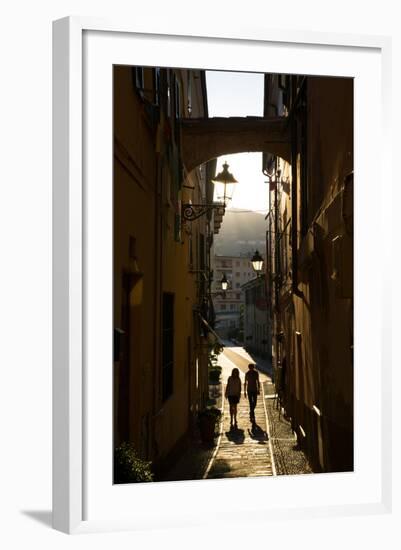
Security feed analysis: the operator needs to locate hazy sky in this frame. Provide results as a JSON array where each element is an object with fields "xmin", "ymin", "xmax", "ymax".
[{"xmin": 205, "ymin": 70, "xmax": 268, "ymax": 213}]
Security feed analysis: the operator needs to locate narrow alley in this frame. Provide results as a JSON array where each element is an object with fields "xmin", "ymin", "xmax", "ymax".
[
  {"xmin": 113, "ymin": 66, "xmax": 354, "ymax": 482},
  {"xmin": 162, "ymin": 345, "xmax": 312, "ymax": 482},
  {"xmin": 205, "ymin": 347, "xmax": 275, "ymax": 479}
]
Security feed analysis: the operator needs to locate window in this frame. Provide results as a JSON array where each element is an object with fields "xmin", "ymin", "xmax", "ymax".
[
  {"xmin": 236, "ymin": 293, "xmax": 241, "ymax": 300},
  {"xmin": 236, "ymin": 283, "xmax": 240, "ymax": 288},
  {"xmin": 135, "ymin": 67, "xmax": 144, "ymax": 90},
  {"xmin": 174, "ymin": 76, "xmax": 181, "ymax": 119},
  {"xmin": 199, "ymin": 234, "xmax": 205, "ymax": 270},
  {"xmin": 236, "ymin": 261, "xmax": 240, "ymax": 267},
  {"xmin": 153, "ymin": 68, "xmax": 161, "ymax": 105},
  {"xmin": 199, "ymin": 234, "xmax": 205, "ymax": 296},
  {"xmin": 235, "ymin": 272, "xmax": 240, "ymax": 277},
  {"xmin": 162, "ymin": 293, "xmax": 174, "ymax": 401},
  {"xmin": 220, "ymin": 304, "xmax": 227, "ymax": 311},
  {"xmin": 230, "ymin": 304, "xmax": 235, "ymax": 310},
  {"xmin": 187, "ymin": 72, "xmax": 192, "ymax": 115},
  {"xmin": 132, "ymin": 67, "xmax": 144, "ymax": 97},
  {"xmin": 299, "ymin": 80, "xmax": 308, "ymax": 236},
  {"xmin": 162, "ymin": 70, "xmax": 172, "ymax": 118},
  {"xmin": 278, "ymin": 74, "xmax": 288, "ymax": 90}
]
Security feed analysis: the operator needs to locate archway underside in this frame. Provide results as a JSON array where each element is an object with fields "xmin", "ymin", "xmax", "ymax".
[{"xmin": 180, "ymin": 116, "xmax": 291, "ymax": 173}]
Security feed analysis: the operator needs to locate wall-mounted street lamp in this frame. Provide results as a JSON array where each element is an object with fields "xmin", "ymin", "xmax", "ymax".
[
  {"xmin": 210, "ymin": 273, "xmax": 230, "ymax": 300},
  {"xmin": 221, "ymin": 273, "xmax": 228, "ymax": 291},
  {"xmin": 212, "ymin": 161, "xmax": 238, "ymax": 204},
  {"xmin": 181, "ymin": 161, "xmax": 238, "ymax": 222},
  {"xmin": 251, "ymin": 250, "xmax": 264, "ymax": 276},
  {"xmin": 182, "ymin": 201, "xmax": 225, "ymax": 222}
]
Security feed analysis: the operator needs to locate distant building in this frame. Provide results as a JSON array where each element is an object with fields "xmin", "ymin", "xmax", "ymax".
[
  {"xmin": 212, "ymin": 254, "xmax": 255, "ymax": 339},
  {"xmin": 242, "ymin": 275, "xmax": 271, "ymax": 359}
]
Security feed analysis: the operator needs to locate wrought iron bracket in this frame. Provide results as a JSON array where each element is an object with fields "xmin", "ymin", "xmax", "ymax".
[{"xmin": 182, "ymin": 203, "xmax": 225, "ymax": 222}]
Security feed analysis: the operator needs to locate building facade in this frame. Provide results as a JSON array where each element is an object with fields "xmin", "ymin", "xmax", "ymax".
[
  {"xmin": 242, "ymin": 275, "xmax": 271, "ymax": 358},
  {"xmin": 264, "ymin": 74, "xmax": 354, "ymax": 472},
  {"xmin": 113, "ymin": 65, "xmax": 219, "ymax": 476},
  {"xmin": 212, "ymin": 254, "xmax": 255, "ymax": 340}
]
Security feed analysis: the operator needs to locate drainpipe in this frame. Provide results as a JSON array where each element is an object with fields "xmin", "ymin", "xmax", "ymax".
[
  {"xmin": 291, "ymin": 111, "xmax": 299, "ymax": 296},
  {"xmin": 274, "ymin": 165, "xmax": 280, "ymax": 311},
  {"xmin": 263, "ymin": 162, "xmax": 281, "ymax": 379},
  {"xmin": 263, "ymin": 175, "xmax": 274, "ymax": 364},
  {"xmin": 288, "ymin": 77, "xmax": 308, "ymax": 298}
]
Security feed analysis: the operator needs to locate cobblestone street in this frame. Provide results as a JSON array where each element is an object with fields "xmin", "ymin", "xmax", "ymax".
[
  {"xmin": 205, "ymin": 349, "xmax": 275, "ymax": 479},
  {"xmin": 264, "ymin": 375, "xmax": 313, "ymax": 476},
  {"xmin": 219, "ymin": 346, "xmax": 312, "ymax": 476},
  {"xmin": 162, "ymin": 345, "xmax": 312, "ymax": 482}
]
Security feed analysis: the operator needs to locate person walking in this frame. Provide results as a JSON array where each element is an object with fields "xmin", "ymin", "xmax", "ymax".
[
  {"xmin": 244, "ymin": 363, "xmax": 260, "ymax": 423},
  {"xmin": 225, "ymin": 368, "xmax": 241, "ymax": 428}
]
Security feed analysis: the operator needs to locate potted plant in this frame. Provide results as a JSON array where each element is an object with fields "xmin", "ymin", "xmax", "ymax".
[
  {"xmin": 209, "ymin": 364, "xmax": 222, "ymax": 384},
  {"xmin": 198, "ymin": 407, "xmax": 222, "ymax": 444}
]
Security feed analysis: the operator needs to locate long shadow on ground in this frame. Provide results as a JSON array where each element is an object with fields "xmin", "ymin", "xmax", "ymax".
[
  {"xmin": 224, "ymin": 426, "xmax": 245, "ymax": 444},
  {"xmin": 248, "ymin": 422, "xmax": 268, "ymax": 444}
]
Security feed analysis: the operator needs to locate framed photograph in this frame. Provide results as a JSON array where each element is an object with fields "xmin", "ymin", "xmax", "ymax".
[{"xmin": 52, "ymin": 17, "xmax": 392, "ymax": 534}]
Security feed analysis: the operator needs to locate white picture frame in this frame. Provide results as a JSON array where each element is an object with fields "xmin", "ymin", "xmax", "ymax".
[{"xmin": 52, "ymin": 16, "xmax": 392, "ymax": 534}]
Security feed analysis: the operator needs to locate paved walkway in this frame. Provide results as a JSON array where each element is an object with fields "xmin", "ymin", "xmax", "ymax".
[
  {"xmin": 264, "ymin": 382, "xmax": 313, "ymax": 476},
  {"xmin": 221, "ymin": 340, "xmax": 273, "ymax": 378},
  {"xmin": 205, "ymin": 349, "xmax": 275, "ymax": 479},
  {"xmin": 161, "ymin": 345, "xmax": 312, "ymax": 481}
]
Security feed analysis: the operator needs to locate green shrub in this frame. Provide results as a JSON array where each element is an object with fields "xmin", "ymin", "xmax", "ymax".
[
  {"xmin": 209, "ymin": 371, "xmax": 220, "ymax": 383},
  {"xmin": 209, "ymin": 365, "xmax": 222, "ymax": 383},
  {"xmin": 198, "ymin": 406, "xmax": 222, "ymax": 421},
  {"xmin": 213, "ymin": 343, "xmax": 224, "ymax": 355},
  {"xmin": 210, "ymin": 367, "xmax": 221, "ymax": 375},
  {"xmin": 114, "ymin": 442, "xmax": 154, "ymax": 483}
]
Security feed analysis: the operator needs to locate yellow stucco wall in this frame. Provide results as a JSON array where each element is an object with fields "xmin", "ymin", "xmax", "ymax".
[
  {"xmin": 270, "ymin": 76, "xmax": 353, "ymax": 472},
  {"xmin": 113, "ymin": 65, "xmax": 210, "ymax": 469}
]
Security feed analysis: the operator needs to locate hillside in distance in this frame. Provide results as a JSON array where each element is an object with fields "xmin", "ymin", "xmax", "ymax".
[{"xmin": 214, "ymin": 208, "xmax": 267, "ymax": 257}]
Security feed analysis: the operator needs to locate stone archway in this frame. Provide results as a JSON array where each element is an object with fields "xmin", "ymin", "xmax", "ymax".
[{"xmin": 180, "ymin": 116, "xmax": 290, "ymax": 172}]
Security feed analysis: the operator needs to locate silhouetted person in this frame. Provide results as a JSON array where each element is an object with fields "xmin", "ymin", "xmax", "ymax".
[
  {"xmin": 244, "ymin": 363, "xmax": 260, "ymax": 423},
  {"xmin": 225, "ymin": 368, "xmax": 241, "ymax": 428}
]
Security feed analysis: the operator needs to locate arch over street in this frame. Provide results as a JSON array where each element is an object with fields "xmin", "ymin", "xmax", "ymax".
[{"xmin": 180, "ymin": 116, "xmax": 291, "ymax": 172}]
